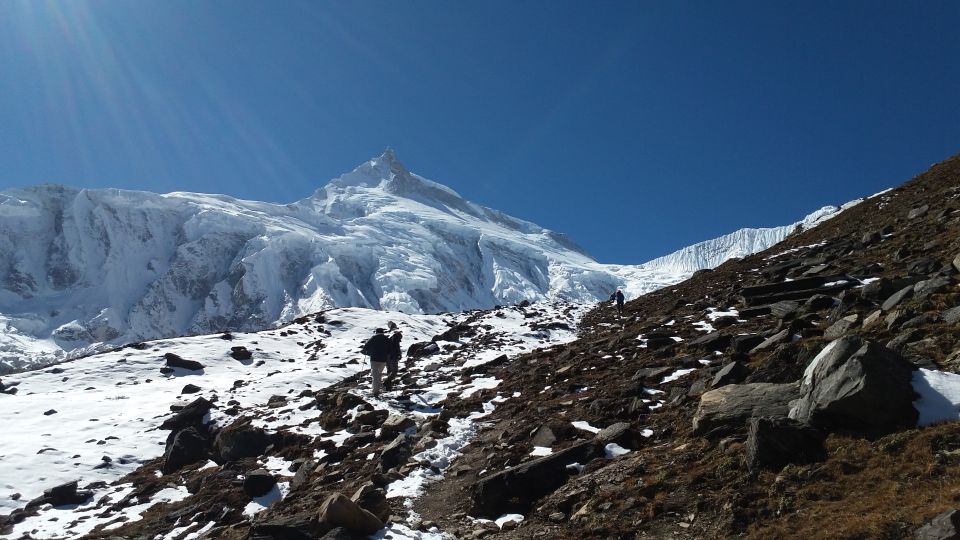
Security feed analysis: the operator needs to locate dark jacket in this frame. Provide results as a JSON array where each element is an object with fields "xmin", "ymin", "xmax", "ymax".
[
  {"xmin": 389, "ymin": 332, "xmax": 403, "ymax": 360},
  {"xmin": 362, "ymin": 333, "xmax": 392, "ymax": 363}
]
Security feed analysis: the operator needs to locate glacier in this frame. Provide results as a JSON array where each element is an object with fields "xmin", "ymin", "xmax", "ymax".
[{"xmin": 0, "ymin": 149, "xmax": 845, "ymax": 372}]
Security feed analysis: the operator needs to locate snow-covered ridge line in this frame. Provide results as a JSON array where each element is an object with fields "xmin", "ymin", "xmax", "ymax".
[{"xmin": 0, "ymin": 150, "xmax": 855, "ymax": 372}]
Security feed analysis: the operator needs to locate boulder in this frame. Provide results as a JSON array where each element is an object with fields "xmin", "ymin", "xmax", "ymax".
[
  {"xmin": 243, "ymin": 469, "xmax": 277, "ymax": 497},
  {"xmin": 164, "ymin": 352, "xmax": 204, "ymax": 371},
  {"xmin": 908, "ymin": 204, "xmax": 930, "ymax": 219},
  {"xmin": 380, "ymin": 414, "xmax": 415, "ymax": 436},
  {"xmin": 230, "ymin": 346, "xmax": 253, "ymax": 360},
  {"xmin": 631, "ymin": 366, "xmax": 674, "ymax": 382},
  {"xmin": 181, "ymin": 383, "xmax": 201, "ymax": 394},
  {"xmin": 689, "ymin": 332, "xmax": 731, "ymax": 352},
  {"xmin": 26, "ymin": 481, "xmax": 93, "ymax": 508},
  {"xmin": 692, "ymin": 382, "xmax": 799, "ymax": 436},
  {"xmin": 915, "ymin": 276, "xmax": 953, "ymax": 300},
  {"xmin": 749, "ymin": 329, "xmax": 791, "ymax": 354},
  {"xmin": 745, "ymin": 416, "xmax": 825, "ymax": 472},
  {"xmin": 215, "ymin": 417, "xmax": 272, "ymax": 462},
  {"xmin": 351, "ymin": 482, "xmax": 391, "ymax": 522},
  {"xmin": 379, "ymin": 434, "xmax": 412, "ymax": 470},
  {"xmin": 407, "ymin": 342, "xmax": 439, "ymax": 358},
  {"xmin": 789, "ymin": 337, "xmax": 918, "ymax": 436},
  {"xmin": 317, "ymin": 493, "xmax": 383, "ymax": 535},
  {"xmin": 915, "ymin": 509, "xmax": 960, "ymax": 540},
  {"xmin": 594, "ymin": 422, "xmax": 634, "ymax": 447},
  {"xmin": 160, "ymin": 397, "xmax": 213, "ymax": 431},
  {"xmin": 711, "ymin": 361, "xmax": 750, "ymax": 389},
  {"xmin": 162, "ymin": 426, "xmax": 210, "ymax": 474},
  {"xmin": 824, "ymin": 314, "xmax": 858, "ymax": 340},
  {"xmin": 954, "ymin": 253, "xmax": 960, "ymax": 274},
  {"xmin": 471, "ymin": 440, "xmax": 603, "ymax": 517},
  {"xmin": 860, "ymin": 278, "xmax": 894, "ymax": 303},
  {"xmin": 881, "ymin": 284, "xmax": 915, "ymax": 312}
]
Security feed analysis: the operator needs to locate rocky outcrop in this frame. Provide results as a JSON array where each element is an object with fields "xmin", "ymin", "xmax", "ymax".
[{"xmin": 789, "ymin": 337, "xmax": 918, "ymax": 436}]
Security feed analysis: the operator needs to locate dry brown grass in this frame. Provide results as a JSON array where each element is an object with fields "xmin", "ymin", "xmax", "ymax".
[{"xmin": 746, "ymin": 423, "xmax": 960, "ymax": 539}]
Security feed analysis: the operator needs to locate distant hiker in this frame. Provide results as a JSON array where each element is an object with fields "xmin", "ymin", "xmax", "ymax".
[
  {"xmin": 385, "ymin": 321, "xmax": 403, "ymax": 388},
  {"xmin": 610, "ymin": 288, "xmax": 625, "ymax": 316},
  {"xmin": 361, "ymin": 328, "xmax": 391, "ymax": 396}
]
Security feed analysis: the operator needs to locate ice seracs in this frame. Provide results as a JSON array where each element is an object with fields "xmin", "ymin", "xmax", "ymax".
[{"xmin": 0, "ymin": 150, "xmax": 854, "ymax": 372}]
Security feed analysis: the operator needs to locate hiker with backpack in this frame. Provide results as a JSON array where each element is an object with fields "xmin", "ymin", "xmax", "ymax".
[
  {"xmin": 385, "ymin": 321, "xmax": 403, "ymax": 389},
  {"xmin": 610, "ymin": 288, "xmax": 625, "ymax": 316},
  {"xmin": 360, "ymin": 327, "xmax": 392, "ymax": 397}
]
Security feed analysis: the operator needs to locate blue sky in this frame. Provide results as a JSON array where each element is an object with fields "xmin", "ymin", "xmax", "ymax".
[{"xmin": 1, "ymin": 1, "xmax": 958, "ymax": 264}]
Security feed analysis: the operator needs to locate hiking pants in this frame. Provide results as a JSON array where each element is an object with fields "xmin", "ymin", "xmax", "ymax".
[{"xmin": 371, "ymin": 361, "xmax": 387, "ymax": 395}]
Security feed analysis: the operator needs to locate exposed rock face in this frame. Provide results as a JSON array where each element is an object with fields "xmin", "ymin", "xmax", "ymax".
[{"xmin": 789, "ymin": 337, "xmax": 918, "ymax": 436}]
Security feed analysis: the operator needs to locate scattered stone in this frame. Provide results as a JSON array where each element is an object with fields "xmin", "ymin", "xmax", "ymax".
[
  {"xmin": 730, "ymin": 334, "xmax": 764, "ymax": 354},
  {"xmin": 689, "ymin": 332, "xmax": 730, "ymax": 352},
  {"xmin": 749, "ymin": 330, "xmax": 791, "ymax": 354},
  {"xmin": 43, "ymin": 409, "xmax": 57, "ymax": 416},
  {"xmin": 164, "ymin": 353, "xmax": 204, "ymax": 371},
  {"xmin": 181, "ymin": 383, "xmax": 201, "ymax": 394},
  {"xmin": 379, "ymin": 434, "xmax": 412, "ymax": 470},
  {"xmin": 380, "ymin": 414, "xmax": 415, "ymax": 436},
  {"xmin": 881, "ymin": 285, "xmax": 915, "ymax": 312},
  {"xmin": 26, "ymin": 481, "xmax": 92, "ymax": 508},
  {"xmin": 243, "ymin": 469, "xmax": 277, "ymax": 497},
  {"xmin": 160, "ymin": 397, "xmax": 213, "ymax": 431},
  {"xmin": 230, "ymin": 346, "xmax": 253, "ymax": 360},
  {"xmin": 908, "ymin": 204, "xmax": 930, "ymax": 219},
  {"xmin": 824, "ymin": 314, "xmax": 859, "ymax": 340},
  {"xmin": 711, "ymin": 361, "xmax": 750, "ymax": 389}
]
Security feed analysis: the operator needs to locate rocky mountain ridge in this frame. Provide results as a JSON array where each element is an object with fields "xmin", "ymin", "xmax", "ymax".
[{"xmin": 0, "ymin": 150, "xmax": 843, "ymax": 373}]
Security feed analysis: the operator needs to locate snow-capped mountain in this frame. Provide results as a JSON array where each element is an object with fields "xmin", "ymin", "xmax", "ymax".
[{"xmin": 0, "ymin": 150, "xmax": 846, "ymax": 371}]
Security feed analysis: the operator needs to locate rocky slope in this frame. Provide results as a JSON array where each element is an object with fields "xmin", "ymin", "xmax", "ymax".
[
  {"xmin": 7, "ymin": 153, "xmax": 954, "ymax": 540},
  {"xmin": 407, "ymin": 153, "xmax": 960, "ymax": 539},
  {"xmin": 0, "ymin": 150, "xmax": 841, "ymax": 373}
]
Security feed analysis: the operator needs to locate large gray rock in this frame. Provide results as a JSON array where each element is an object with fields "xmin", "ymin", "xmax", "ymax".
[
  {"xmin": 789, "ymin": 337, "xmax": 918, "ymax": 436},
  {"xmin": 471, "ymin": 440, "xmax": 603, "ymax": 517},
  {"xmin": 915, "ymin": 276, "xmax": 953, "ymax": 301},
  {"xmin": 379, "ymin": 434, "xmax": 411, "ymax": 470},
  {"xmin": 215, "ymin": 417, "xmax": 272, "ymax": 462},
  {"xmin": 943, "ymin": 306, "xmax": 960, "ymax": 325},
  {"xmin": 692, "ymin": 382, "xmax": 799, "ymax": 436},
  {"xmin": 915, "ymin": 509, "xmax": 960, "ymax": 539},
  {"xmin": 162, "ymin": 427, "xmax": 210, "ymax": 474},
  {"xmin": 711, "ymin": 361, "xmax": 750, "ymax": 389},
  {"xmin": 882, "ymin": 284, "xmax": 915, "ymax": 312},
  {"xmin": 317, "ymin": 493, "xmax": 383, "ymax": 535},
  {"xmin": 351, "ymin": 482, "xmax": 390, "ymax": 522},
  {"xmin": 243, "ymin": 469, "xmax": 277, "ymax": 497},
  {"xmin": 824, "ymin": 314, "xmax": 859, "ymax": 340}
]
